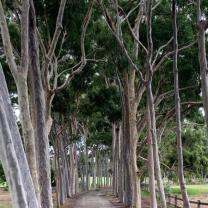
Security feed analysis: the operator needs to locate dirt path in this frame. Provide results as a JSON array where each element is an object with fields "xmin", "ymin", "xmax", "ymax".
[{"xmin": 73, "ymin": 191, "xmax": 116, "ymax": 208}]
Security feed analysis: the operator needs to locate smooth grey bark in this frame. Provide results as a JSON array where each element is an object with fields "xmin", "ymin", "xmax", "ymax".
[
  {"xmin": 0, "ymin": 0, "xmax": 39, "ymax": 198},
  {"xmin": 93, "ymin": 150, "xmax": 97, "ymax": 189},
  {"xmin": 172, "ymin": 1, "xmax": 191, "ymax": 207},
  {"xmin": 85, "ymin": 140, "xmax": 89, "ymax": 190},
  {"xmin": 0, "ymin": 68, "xmax": 39, "ymax": 208},
  {"xmin": 69, "ymin": 143, "xmax": 78, "ymax": 196},
  {"xmin": 28, "ymin": 1, "xmax": 53, "ymax": 207},
  {"xmin": 146, "ymin": 100, "xmax": 157, "ymax": 208},
  {"xmin": 197, "ymin": 0, "xmax": 208, "ymax": 128},
  {"xmin": 112, "ymin": 123, "xmax": 118, "ymax": 195},
  {"xmin": 120, "ymin": 71, "xmax": 141, "ymax": 208},
  {"xmin": 145, "ymin": 0, "xmax": 166, "ymax": 207}
]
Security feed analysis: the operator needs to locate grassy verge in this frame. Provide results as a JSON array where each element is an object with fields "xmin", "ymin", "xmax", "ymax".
[{"xmin": 170, "ymin": 184, "xmax": 208, "ymax": 195}]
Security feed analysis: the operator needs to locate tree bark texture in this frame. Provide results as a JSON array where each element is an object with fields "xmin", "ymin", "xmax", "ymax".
[
  {"xmin": 197, "ymin": 0, "xmax": 208, "ymax": 128},
  {"xmin": 120, "ymin": 70, "xmax": 141, "ymax": 208},
  {"xmin": 0, "ymin": 68, "xmax": 39, "ymax": 208},
  {"xmin": 28, "ymin": 1, "xmax": 53, "ymax": 207},
  {"xmin": 0, "ymin": 0, "xmax": 39, "ymax": 199},
  {"xmin": 172, "ymin": 1, "xmax": 191, "ymax": 207}
]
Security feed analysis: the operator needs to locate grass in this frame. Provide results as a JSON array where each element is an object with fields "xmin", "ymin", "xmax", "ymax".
[{"xmin": 170, "ymin": 184, "xmax": 208, "ymax": 195}]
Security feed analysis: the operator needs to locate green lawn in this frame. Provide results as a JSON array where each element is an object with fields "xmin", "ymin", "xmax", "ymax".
[{"xmin": 170, "ymin": 184, "xmax": 208, "ymax": 195}]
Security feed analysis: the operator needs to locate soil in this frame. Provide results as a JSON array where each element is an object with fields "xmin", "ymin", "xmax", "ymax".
[{"xmin": 0, "ymin": 190, "xmax": 11, "ymax": 208}]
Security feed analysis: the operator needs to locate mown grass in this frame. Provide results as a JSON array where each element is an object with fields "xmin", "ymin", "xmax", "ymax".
[{"xmin": 170, "ymin": 184, "xmax": 208, "ymax": 195}]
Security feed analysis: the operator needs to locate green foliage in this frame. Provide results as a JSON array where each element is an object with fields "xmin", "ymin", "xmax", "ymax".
[
  {"xmin": 0, "ymin": 163, "xmax": 6, "ymax": 185},
  {"xmin": 79, "ymin": 85, "xmax": 121, "ymax": 122},
  {"xmin": 160, "ymin": 114, "xmax": 208, "ymax": 178}
]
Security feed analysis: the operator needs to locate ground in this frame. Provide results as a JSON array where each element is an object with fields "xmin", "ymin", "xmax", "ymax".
[
  {"xmin": 1, "ymin": 186, "xmax": 208, "ymax": 208},
  {"xmin": 62, "ymin": 189, "xmax": 156, "ymax": 208},
  {"xmin": 72, "ymin": 191, "xmax": 116, "ymax": 208},
  {"xmin": 0, "ymin": 190, "xmax": 11, "ymax": 208}
]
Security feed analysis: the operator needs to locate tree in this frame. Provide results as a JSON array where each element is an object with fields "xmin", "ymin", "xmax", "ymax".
[
  {"xmin": 0, "ymin": 0, "xmax": 40, "ymax": 200},
  {"xmin": 172, "ymin": 0, "xmax": 190, "ymax": 207},
  {"xmin": 197, "ymin": 0, "xmax": 208, "ymax": 128},
  {"xmin": 0, "ymin": 66, "xmax": 39, "ymax": 208}
]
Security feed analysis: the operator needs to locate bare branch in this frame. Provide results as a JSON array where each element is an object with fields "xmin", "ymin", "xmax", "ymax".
[
  {"xmin": 127, "ymin": 20, "xmax": 148, "ymax": 54},
  {"xmin": 97, "ymin": 0, "xmax": 146, "ymax": 82},
  {"xmin": 57, "ymin": 62, "xmax": 82, "ymax": 79},
  {"xmin": 0, "ymin": 0, "xmax": 18, "ymax": 78},
  {"xmin": 47, "ymin": 0, "xmax": 66, "ymax": 60},
  {"xmin": 36, "ymin": 28, "xmax": 47, "ymax": 58},
  {"xmin": 122, "ymin": 2, "xmax": 142, "ymax": 23},
  {"xmin": 55, "ymin": 0, "xmax": 95, "ymax": 92},
  {"xmin": 42, "ymin": 0, "xmax": 66, "ymax": 90},
  {"xmin": 152, "ymin": 36, "xmax": 173, "ymax": 67},
  {"xmin": 152, "ymin": 0, "xmax": 162, "ymax": 11},
  {"xmin": 154, "ymin": 86, "xmax": 197, "ymax": 107},
  {"xmin": 153, "ymin": 40, "xmax": 197, "ymax": 72},
  {"xmin": 20, "ymin": 0, "xmax": 30, "ymax": 73},
  {"xmin": 57, "ymin": 31, "xmax": 67, "ymax": 59}
]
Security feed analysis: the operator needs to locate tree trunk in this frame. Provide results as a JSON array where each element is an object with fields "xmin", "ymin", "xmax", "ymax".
[
  {"xmin": 0, "ymin": 0, "xmax": 39, "ymax": 201},
  {"xmin": 121, "ymin": 70, "xmax": 141, "ymax": 208},
  {"xmin": 121, "ymin": 75, "xmax": 132, "ymax": 206},
  {"xmin": 0, "ymin": 68, "xmax": 39, "ymax": 208},
  {"xmin": 197, "ymin": 0, "xmax": 208, "ymax": 128},
  {"xmin": 16, "ymin": 76, "xmax": 40, "ymax": 202},
  {"xmin": 93, "ymin": 150, "xmax": 97, "ymax": 189},
  {"xmin": 145, "ymin": 0, "xmax": 166, "ymax": 206},
  {"xmin": 172, "ymin": 1, "xmax": 191, "ymax": 207},
  {"xmin": 28, "ymin": 1, "xmax": 53, "ymax": 207},
  {"xmin": 85, "ymin": 141, "xmax": 89, "ymax": 190},
  {"xmin": 146, "ymin": 94, "xmax": 157, "ymax": 208}
]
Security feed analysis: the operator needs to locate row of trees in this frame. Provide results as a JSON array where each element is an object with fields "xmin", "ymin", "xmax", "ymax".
[{"xmin": 0, "ymin": 0, "xmax": 208, "ymax": 208}]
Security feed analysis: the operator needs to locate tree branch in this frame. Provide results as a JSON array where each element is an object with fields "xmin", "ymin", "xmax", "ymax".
[
  {"xmin": 20, "ymin": 0, "xmax": 30, "ymax": 74},
  {"xmin": 152, "ymin": 36, "xmax": 173, "ymax": 67},
  {"xmin": 55, "ymin": 0, "xmax": 95, "ymax": 93},
  {"xmin": 153, "ymin": 40, "xmax": 197, "ymax": 72},
  {"xmin": 0, "ymin": 0, "xmax": 18, "ymax": 79},
  {"xmin": 42, "ymin": 0, "xmax": 67, "ymax": 90}
]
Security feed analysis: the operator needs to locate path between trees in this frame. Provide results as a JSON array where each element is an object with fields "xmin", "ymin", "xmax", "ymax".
[
  {"xmin": 72, "ymin": 191, "xmax": 117, "ymax": 208},
  {"xmin": 64, "ymin": 190, "xmax": 155, "ymax": 208}
]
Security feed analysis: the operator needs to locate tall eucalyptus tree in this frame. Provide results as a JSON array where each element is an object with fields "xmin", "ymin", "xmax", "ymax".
[{"xmin": 172, "ymin": 0, "xmax": 191, "ymax": 207}]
